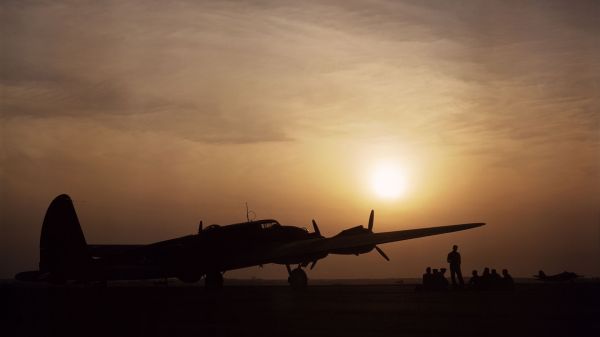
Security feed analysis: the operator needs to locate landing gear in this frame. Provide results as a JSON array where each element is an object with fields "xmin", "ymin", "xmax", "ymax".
[
  {"xmin": 287, "ymin": 265, "xmax": 308, "ymax": 290},
  {"xmin": 204, "ymin": 272, "xmax": 224, "ymax": 289}
]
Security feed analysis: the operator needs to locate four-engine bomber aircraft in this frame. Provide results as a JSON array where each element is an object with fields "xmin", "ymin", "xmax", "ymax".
[{"xmin": 16, "ymin": 194, "xmax": 485, "ymax": 288}]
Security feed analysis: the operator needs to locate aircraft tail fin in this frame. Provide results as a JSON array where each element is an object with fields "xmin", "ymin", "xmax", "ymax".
[{"xmin": 39, "ymin": 194, "xmax": 90, "ymax": 281}]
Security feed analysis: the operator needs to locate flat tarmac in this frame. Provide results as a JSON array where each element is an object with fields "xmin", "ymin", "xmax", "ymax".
[{"xmin": 2, "ymin": 280, "xmax": 599, "ymax": 337}]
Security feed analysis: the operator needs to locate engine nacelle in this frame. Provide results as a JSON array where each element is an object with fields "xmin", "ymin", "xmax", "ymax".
[{"xmin": 330, "ymin": 225, "xmax": 375, "ymax": 255}]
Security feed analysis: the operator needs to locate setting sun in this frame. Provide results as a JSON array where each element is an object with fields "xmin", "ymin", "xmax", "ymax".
[{"xmin": 370, "ymin": 163, "xmax": 408, "ymax": 200}]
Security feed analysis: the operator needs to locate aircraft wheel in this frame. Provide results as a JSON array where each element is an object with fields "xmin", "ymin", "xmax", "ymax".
[
  {"xmin": 288, "ymin": 268, "xmax": 308, "ymax": 290},
  {"xmin": 204, "ymin": 272, "xmax": 224, "ymax": 289}
]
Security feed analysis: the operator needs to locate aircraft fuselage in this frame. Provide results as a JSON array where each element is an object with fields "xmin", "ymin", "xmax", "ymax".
[{"xmin": 88, "ymin": 220, "xmax": 326, "ymax": 282}]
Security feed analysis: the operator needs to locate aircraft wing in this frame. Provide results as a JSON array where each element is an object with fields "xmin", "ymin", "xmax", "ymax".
[{"xmin": 271, "ymin": 222, "xmax": 485, "ymax": 261}]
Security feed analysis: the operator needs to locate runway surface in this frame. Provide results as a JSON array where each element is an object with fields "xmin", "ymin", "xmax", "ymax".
[{"xmin": 2, "ymin": 281, "xmax": 599, "ymax": 337}]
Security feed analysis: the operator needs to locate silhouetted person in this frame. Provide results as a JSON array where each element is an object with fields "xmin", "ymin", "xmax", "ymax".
[
  {"xmin": 468, "ymin": 270, "xmax": 481, "ymax": 290},
  {"xmin": 481, "ymin": 267, "xmax": 491, "ymax": 289},
  {"xmin": 447, "ymin": 245, "xmax": 464, "ymax": 287},
  {"xmin": 431, "ymin": 269, "xmax": 443, "ymax": 290},
  {"xmin": 439, "ymin": 268, "xmax": 450, "ymax": 289},
  {"xmin": 490, "ymin": 269, "xmax": 502, "ymax": 289},
  {"xmin": 422, "ymin": 267, "xmax": 433, "ymax": 289},
  {"xmin": 501, "ymin": 269, "xmax": 514, "ymax": 290}
]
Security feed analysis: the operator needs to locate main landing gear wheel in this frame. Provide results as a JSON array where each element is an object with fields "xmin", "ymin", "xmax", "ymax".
[
  {"xmin": 288, "ymin": 267, "xmax": 308, "ymax": 290},
  {"xmin": 204, "ymin": 272, "xmax": 224, "ymax": 289}
]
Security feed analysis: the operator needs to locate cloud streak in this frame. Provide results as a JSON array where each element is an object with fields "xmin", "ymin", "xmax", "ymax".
[{"xmin": 1, "ymin": 0, "xmax": 599, "ymax": 277}]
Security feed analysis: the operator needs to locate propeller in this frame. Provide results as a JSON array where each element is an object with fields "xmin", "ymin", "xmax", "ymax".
[
  {"xmin": 311, "ymin": 219, "xmax": 321, "ymax": 236},
  {"xmin": 309, "ymin": 220, "xmax": 323, "ymax": 269},
  {"xmin": 375, "ymin": 246, "xmax": 390, "ymax": 261},
  {"xmin": 367, "ymin": 210, "xmax": 390, "ymax": 261}
]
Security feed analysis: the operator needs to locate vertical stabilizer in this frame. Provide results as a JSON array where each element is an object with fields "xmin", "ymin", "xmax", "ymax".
[{"xmin": 39, "ymin": 194, "xmax": 89, "ymax": 280}]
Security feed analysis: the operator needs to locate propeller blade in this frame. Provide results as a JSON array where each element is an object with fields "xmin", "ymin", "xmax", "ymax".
[
  {"xmin": 368, "ymin": 210, "xmax": 374, "ymax": 231},
  {"xmin": 375, "ymin": 245, "xmax": 390, "ymax": 261},
  {"xmin": 310, "ymin": 260, "xmax": 318, "ymax": 270},
  {"xmin": 312, "ymin": 219, "xmax": 321, "ymax": 236}
]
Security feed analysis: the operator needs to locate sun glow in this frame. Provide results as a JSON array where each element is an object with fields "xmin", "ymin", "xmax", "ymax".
[{"xmin": 370, "ymin": 163, "xmax": 408, "ymax": 200}]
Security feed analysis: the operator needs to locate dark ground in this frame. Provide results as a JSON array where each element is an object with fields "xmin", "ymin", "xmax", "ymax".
[{"xmin": 2, "ymin": 280, "xmax": 599, "ymax": 337}]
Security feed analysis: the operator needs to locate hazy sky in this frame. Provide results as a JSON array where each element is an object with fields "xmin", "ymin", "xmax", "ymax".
[{"xmin": 1, "ymin": 0, "xmax": 599, "ymax": 279}]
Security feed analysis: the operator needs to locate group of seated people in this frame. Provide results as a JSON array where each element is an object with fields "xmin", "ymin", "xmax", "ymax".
[
  {"xmin": 419, "ymin": 267, "xmax": 514, "ymax": 291},
  {"xmin": 468, "ymin": 267, "xmax": 514, "ymax": 290},
  {"xmin": 419, "ymin": 267, "xmax": 451, "ymax": 291}
]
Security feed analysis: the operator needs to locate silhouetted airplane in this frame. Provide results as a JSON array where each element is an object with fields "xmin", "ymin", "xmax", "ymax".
[
  {"xmin": 15, "ymin": 194, "xmax": 485, "ymax": 288},
  {"xmin": 534, "ymin": 270, "xmax": 581, "ymax": 282}
]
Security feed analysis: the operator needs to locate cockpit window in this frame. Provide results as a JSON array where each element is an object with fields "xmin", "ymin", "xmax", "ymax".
[{"xmin": 260, "ymin": 221, "xmax": 279, "ymax": 229}]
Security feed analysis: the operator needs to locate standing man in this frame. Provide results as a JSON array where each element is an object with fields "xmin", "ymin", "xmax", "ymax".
[{"xmin": 447, "ymin": 245, "xmax": 464, "ymax": 288}]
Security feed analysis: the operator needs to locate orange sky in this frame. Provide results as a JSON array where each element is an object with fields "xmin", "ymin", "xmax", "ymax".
[{"xmin": 1, "ymin": 0, "xmax": 599, "ymax": 279}]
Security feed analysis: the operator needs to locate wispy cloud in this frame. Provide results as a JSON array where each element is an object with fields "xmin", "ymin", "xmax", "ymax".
[{"xmin": 1, "ymin": 0, "xmax": 599, "ymax": 277}]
